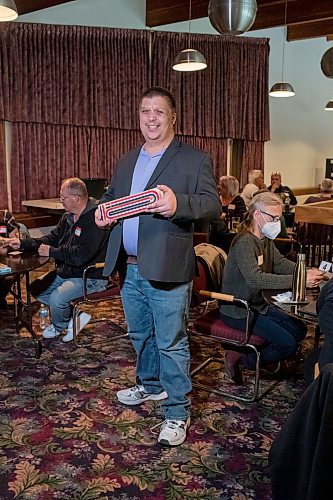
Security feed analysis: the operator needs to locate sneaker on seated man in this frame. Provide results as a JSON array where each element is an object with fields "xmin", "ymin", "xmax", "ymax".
[{"xmin": 6, "ymin": 178, "xmax": 110, "ymax": 341}]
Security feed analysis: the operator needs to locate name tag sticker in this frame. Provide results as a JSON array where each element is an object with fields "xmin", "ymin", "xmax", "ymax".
[
  {"xmin": 258, "ymin": 254, "xmax": 264, "ymax": 266},
  {"xmin": 228, "ymin": 204, "xmax": 236, "ymax": 210},
  {"xmin": 319, "ymin": 260, "xmax": 332, "ymax": 272},
  {"xmin": 75, "ymin": 227, "xmax": 82, "ymax": 237},
  {"xmin": 0, "ymin": 226, "xmax": 7, "ymax": 234}
]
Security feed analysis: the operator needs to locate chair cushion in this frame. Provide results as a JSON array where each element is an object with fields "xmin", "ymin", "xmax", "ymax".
[
  {"xmin": 194, "ymin": 308, "xmax": 266, "ymax": 346},
  {"xmin": 75, "ymin": 284, "xmax": 120, "ymax": 303}
]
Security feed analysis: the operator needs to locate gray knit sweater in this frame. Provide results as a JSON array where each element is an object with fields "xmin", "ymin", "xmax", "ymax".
[{"xmin": 220, "ymin": 231, "xmax": 295, "ymax": 318}]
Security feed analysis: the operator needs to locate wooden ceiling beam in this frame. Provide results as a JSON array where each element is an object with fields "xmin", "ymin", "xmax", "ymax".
[
  {"xmin": 146, "ymin": 0, "xmax": 333, "ymax": 33},
  {"xmin": 288, "ymin": 19, "xmax": 333, "ymax": 42},
  {"xmin": 15, "ymin": 0, "xmax": 75, "ymax": 16}
]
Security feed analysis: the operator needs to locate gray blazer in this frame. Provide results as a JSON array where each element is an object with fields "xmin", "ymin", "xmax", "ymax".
[{"xmin": 100, "ymin": 138, "xmax": 221, "ymax": 282}]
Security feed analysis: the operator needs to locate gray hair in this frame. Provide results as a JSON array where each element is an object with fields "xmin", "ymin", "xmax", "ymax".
[
  {"xmin": 320, "ymin": 178, "xmax": 333, "ymax": 193},
  {"xmin": 248, "ymin": 169, "xmax": 263, "ymax": 184},
  {"xmin": 220, "ymin": 175, "xmax": 239, "ymax": 197},
  {"xmin": 62, "ymin": 178, "xmax": 88, "ymax": 198}
]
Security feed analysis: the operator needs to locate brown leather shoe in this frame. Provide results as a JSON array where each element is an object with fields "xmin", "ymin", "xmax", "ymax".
[{"xmin": 224, "ymin": 351, "xmax": 243, "ymax": 385}]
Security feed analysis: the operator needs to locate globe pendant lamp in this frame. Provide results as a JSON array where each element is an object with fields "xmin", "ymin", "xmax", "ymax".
[
  {"xmin": 208, "ymin": 0, "xmax": 257, "ymax": 35},
  {"xmin": 172, "ymin": 0, "xmax": 207, "ymax": 72},
  {"xmin": 0, "ymin": 0, "xmax": 18, "ymax": 21},
  {"xmin": 269, "ymin": 0, "xmax": 295, "ymax": 98}
]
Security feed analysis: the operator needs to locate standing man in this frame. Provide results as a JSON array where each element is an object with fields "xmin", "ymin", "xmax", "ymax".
[
  {"xmin": 95, "ymin": 87, "xmax": 221, "ymax": 446},
  {"xmin": 7, "ymin": 178, "xmax": 110, "ymax": 342},
  {"xmin": 240, "ymin": 169, "xmax": 266, "ymax": 207},
  {"xmin": 268, "ymin": 171, "xmax": 297, "ymax": 206}
]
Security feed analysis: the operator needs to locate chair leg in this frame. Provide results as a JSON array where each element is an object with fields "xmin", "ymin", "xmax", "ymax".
[
  {"xmin": 73, "ymin": 302, "xmax": 128, "ymax": 347},
  {"xmin": 190, "ymin": 344, "xmax": 277, "ymax": 403}
]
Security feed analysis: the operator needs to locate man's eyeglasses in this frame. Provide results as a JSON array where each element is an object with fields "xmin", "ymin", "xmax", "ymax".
[
  {"xmin": 259, "ymin": 210, "xmax": 283, "ymax": 223},
  {"xmin": 59, "ymin": 193, "xmax": 81, "ymax": 202}
]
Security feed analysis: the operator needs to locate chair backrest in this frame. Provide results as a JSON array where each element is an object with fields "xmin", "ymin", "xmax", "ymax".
[
  {"xmin": 192, "ymin": 244, "xmax": 227, "ymax": 308},
  {"xmin": 295, "ymin": 222, "xmax": 333, "ymax": 267}
]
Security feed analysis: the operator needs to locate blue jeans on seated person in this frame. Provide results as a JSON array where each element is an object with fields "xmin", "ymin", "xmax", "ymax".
[
  {"xmin": 120, "ymin": 264, "xmax": 192, "ymax": 421},
  {"xmin": 221, "ymin": 305, "xmax": 307, "ymax": 369},
  {"xmin": 30, "ymin": 271, "xmax": 107, "ymax": 332}
]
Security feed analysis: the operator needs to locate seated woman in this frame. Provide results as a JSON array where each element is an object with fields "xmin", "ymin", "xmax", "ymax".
[
  {"xmin": 219, "ymin": 191, "xmax": 322, "ymax": 383},
  {"xmin": 209, "ymin": 175, "xmax": 246, "ymax": 247}
]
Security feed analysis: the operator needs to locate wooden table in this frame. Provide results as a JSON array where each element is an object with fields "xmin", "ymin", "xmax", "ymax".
[{"xmin": 0, "ymin": 250, "xmax": 49, "ymax": 357}]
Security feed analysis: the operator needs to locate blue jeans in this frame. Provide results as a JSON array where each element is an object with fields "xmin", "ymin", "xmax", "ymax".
[
  {"xmin": 120, "ymin": 264, "xmax": 192, "ymax": 421},
  {"xmin": 31, "ymin": 271, "xmax": 107, "ymax": 331},
  {"xmin": 221, "ymin": 305, "xmax": 307, "ymax": 368}
]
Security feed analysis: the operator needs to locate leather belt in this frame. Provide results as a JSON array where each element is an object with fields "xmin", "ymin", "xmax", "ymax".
[{"xmin": 126, "ymin": 255, "xmax": 138, "ymax": 265}]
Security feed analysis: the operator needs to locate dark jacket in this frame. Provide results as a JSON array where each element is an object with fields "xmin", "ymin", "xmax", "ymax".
[
  {"xmin": 0, "ymin": 210, "xmax": 19, "ymax": 236},
  {"xmin": 101, "ymin": 138, "xmax": 221, "ymax": 282},
  {"xmin": 268, "ymin": 184, "xmax": 297, "ymax": 206},
  {"xmin": 21, "ymin": 199, "xmax": 109, "ymax": 279}
]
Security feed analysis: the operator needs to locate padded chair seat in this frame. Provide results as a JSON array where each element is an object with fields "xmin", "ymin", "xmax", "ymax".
[
  {"xmin": 74, "ymin": 284, "xmax": 120, "ymax": 303},
  {"xmin": 194, "ymin": 308, "xmax": 266, "ymax": 345}
]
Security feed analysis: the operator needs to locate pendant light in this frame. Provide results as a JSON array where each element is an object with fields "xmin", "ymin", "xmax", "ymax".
[
  {"xmin": 208, "ymin": 0, "xmax": 257, "ymax": 35},
  {"xmin": 269, "ymin": 0, "xmax": 295, "ymax": 97},
  {"xmin": 172, "ymin": 0, "xmax": 207, "ymax": 72},
  {"xmin": 0, "ymin": 0, "xmax": 18, "ymax": 21},
  {"xmin": 325, "ymin": 100, "xmax": 333, "ymax": 111}
]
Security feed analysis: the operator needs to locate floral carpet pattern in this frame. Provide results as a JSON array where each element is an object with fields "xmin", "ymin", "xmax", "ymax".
[{"xmin": 0, "ymin": 278, "xmax": 313, "ymax": 499}]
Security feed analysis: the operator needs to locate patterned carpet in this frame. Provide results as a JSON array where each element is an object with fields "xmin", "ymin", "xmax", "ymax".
[{"xmin": 0, "ymin": 273, "xmax": 313, "ymax": 500}]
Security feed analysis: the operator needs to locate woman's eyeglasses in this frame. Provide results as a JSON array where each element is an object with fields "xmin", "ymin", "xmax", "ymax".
[{"xmin": 259, "ymin": 210, "xmax": 283, "ymax": 223}]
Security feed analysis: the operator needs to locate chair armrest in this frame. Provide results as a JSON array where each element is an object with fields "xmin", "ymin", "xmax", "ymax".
[{"xmin": 82, "ymin": 263, "xmax": 105, "ymax": 300}]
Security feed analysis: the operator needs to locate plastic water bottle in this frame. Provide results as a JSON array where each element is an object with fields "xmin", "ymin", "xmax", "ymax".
[
  {"xmin": 284, "ymin": 193, "xmax": 291, "ymax": 213},
  {"xmin": 39, "ymin": 304, "xmax": 48, "ymax": 330}
]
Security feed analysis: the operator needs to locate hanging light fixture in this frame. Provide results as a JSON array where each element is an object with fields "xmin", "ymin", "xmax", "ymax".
[
  {"xmin": 325, "ymin": 100, "xmax": 333, "ymax": 111},
  {"xmin": 269, "ymin": 0, "xmax": 295, "ymax": 97},
  {"xmin": 208, "ymin": 0, "xmax": 257, "ymax": 35},
  {"xmin": 172, "ymin": 0, "xmax": 207, "ymax": 72},
  {"xmin": 0, "ymin": 0, "xmax": 18, "ymax": 21}
]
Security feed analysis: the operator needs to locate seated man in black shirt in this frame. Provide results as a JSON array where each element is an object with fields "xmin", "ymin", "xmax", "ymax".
[{"xmin": 268, "ymin": 171, "xmax": 297, "ymax": 206}]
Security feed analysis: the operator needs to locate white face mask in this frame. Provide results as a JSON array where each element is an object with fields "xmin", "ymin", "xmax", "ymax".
[{"xmin": 261, "ymin": 220, "xmax": 281, "ymax": 239}]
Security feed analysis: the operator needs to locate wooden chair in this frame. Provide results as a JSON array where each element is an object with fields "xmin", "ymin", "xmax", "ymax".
[
  {"xmin": 72, "ymin": 263, "xmax": 127, "ymax": 346},
  {"xmin": 190, "ymin": 258, "xmax": 270, "ymax": 403}
]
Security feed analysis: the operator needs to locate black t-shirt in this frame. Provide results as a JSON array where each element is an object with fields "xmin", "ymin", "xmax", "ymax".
[{"xmin": 0, "ymin": 210, "xmax": 17, "ymax": 237}]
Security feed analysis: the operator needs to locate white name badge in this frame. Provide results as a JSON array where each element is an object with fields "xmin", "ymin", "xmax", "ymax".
[
  {"xmin": 228, "ymin": 204, "xmax": 236, "ymax": 211},
  {"xmin": 75, "ymin": 227, "xmax": 82, "ymax": 237},
  {"xmin": 258, "ymin": 254, "xmax": 264, "ymax": 266},
  {"xmin": 0, "ymin": 226, "xmax": 7, "ymax": 234},
  {"xmin": 319, "ymin": 260, "xmax": 332, "ymax": 272}
]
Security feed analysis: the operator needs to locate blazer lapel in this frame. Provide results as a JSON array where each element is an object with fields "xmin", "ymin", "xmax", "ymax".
[
  {"xmin": 145, "ymin": 138, "xmax": 181, "ymax": 189},
  {"xmin": 120, "ymin": 147, "xmax": 141, "ymax": 196}
]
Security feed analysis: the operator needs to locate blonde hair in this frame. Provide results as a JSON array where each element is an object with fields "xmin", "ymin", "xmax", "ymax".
[
  {"xmin": 320, "ymin": 178, "xmax": 333, "ymax": 193},
  {"xmin": 238, "ymin": 191, "xmax": 282, "ymax": 232},
  {"xmin": 220, "ymin": 175, "xmax": 239, "ymax": 198},
  {"xmin": 248, "ymin": 169, "xmax": 263, "ymax": 184}
]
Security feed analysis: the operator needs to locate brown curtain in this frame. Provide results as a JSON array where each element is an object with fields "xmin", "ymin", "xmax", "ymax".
[
  {"xmin": 0, "ymin": 23, "xmax": 270, "ymax": 210},
  {"xmin": 239, "ymin": 140, "xmax": 265, "ymax": 189},
  {"xmin": 10, "ymin": 122, "xmax": 142, "ymax": 210},
  {"xmin": 151, "ymin": 31, "xmax": 270, "ymax": 142},
  {"xmin": 0, "ymin": 122, "xmax": 7, "ymax": 209}
]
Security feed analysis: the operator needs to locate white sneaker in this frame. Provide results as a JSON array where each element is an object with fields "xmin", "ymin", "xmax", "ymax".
[
  {"xmin": 117, "ymin": 384, "xmax": 168, "ymax": 405},
  {"xmin": 42, "ymin": 323, "xmax": 61, "ymax": 339},
  {"xmin": 158, "ymin": 417, "xmax": 190, "ymax": 446},
  {"xmin": 62, "ymin": 312, "xmax": 91, "ymax": 342}
]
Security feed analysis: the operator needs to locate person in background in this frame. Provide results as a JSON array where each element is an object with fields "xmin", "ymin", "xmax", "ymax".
[
  {"xmin": 95, "ymin": 86, "xmax": 221, "ymax": 446},
  {"xmin": 209, "ymin": 175, "xmax": 246, "ymax": 247},
  {"xmin": 304, "ymin": 178, "xmax": 333, "ymax": 204},
  {"xmin": 0, "ymin": 210, "xmax": 20, "ymax": 308},
  {"xmin": 241, "ymin": 169, "xmax": 266, "ymax": 207},
  {"xmin": 317, "ymin": 278, "xmax": 333, "ymax": 370},
  {"xmin": 219, "ymin": 191, "xmax": 322, "ymax": 384},
  {"xmin": 268, "ymin": 171, "xmax": 297, "ymax": 206},
  {"xmin": 5, "ymin": 178, "xmax": 110, "ymax": 341}
]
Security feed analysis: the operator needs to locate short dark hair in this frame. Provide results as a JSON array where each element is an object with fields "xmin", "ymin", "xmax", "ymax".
[{"xmin": 140, "ymin": 87, "xmax": 176, "ymax": 112}]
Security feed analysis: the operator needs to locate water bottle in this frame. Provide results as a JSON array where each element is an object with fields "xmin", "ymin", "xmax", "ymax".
[
  {"xmin": 39, "ymin": 304, "xmax": 48, "ymax": 330},
  {"xmin": 292, "ymin": 253, "xmax": 307, "ymax": 302},
  {"xmin": 284, "ymin": 193, "xmax": 291, "ymax": 213}
]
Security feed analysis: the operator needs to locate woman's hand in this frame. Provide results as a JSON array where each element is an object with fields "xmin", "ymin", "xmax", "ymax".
[{"xmin": 306, "ymin": 268, "xmax": 324, "ymax": 288}]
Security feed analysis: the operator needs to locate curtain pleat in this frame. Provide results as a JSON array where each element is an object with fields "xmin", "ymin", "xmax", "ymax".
[
  {"xmin": 0, "ymin": 122, "xmax": 7, "ymax": 209},
  {"xmin": 239, "ymin": 140, "xmax": 265, "ymax": 189}
]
